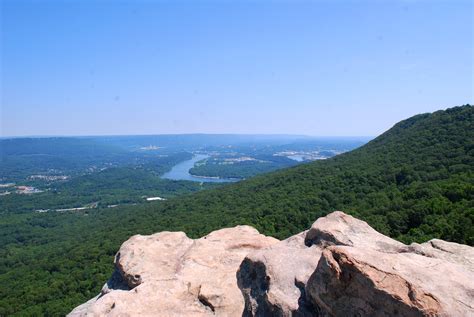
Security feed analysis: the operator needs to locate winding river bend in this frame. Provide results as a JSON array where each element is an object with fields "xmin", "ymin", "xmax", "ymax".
[{"xmin": 161, "ymin": 154, "xmax": 239, "ymax": 183}]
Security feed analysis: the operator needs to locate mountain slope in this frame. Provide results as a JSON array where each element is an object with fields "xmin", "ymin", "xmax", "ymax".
[{"xmin": 149, "ymin": 104, "xmax": 473, "ymax": 243}]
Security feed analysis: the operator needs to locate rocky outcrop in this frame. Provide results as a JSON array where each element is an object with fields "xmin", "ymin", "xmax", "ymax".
[
  {"xmin": 307, "ymin": 245, "xmax": 474, "ymax": 317},
  {"xmin": 237, "ymin": 231, "xmax": 322, "ymax": 316},
  {"xmin": 304, "ymin": 211, "xmax": 404, "ymax": 251},
  {"xmin": 238, "ymin": 211, "xmax": 474, "ymax": 317},
  {"xmin": 70, "ymin": 211, "xmax": 474, "ymax": 316},
  {"xmin": 237, "ymin": 211, "xmax": 407, "ymax": 316},
  {"xmin": 69, "ymin": 226, "xmax": 278, "ymax": 316}
]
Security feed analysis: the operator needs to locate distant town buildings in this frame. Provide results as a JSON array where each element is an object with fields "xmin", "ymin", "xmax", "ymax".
[
  {"xmin": 16, "ymin": 186, "xmax": 43, "ymax": 194},
  {"xmin": 140, "ymin": 145, "xmax": 162, "ymax": 150},
  {"xmin": 28, "ymin": 175, "xmax": 69, "ymax": 181}
]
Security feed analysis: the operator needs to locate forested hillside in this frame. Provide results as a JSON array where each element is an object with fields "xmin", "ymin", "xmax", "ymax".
[
  {"xmin": 0, "ymin": 105, "xmax": 472, "ymax": 315},
  {"xmin": 150, "ymin": 104, "xmax": 474, "ymax": 243}
]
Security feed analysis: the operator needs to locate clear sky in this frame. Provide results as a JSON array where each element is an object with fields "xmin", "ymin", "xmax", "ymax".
[{"xmin": 1, "ymin": 0, "xmax": 472, "ymax": 137}]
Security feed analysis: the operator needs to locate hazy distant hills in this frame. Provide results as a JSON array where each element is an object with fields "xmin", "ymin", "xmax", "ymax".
[
  {"xmin": 0, "ymin": 133, "xmax": 370, "ymax": 153},
  {"xmin": 0, "ymin": 134, "xmax": 368, "ymax": 181}
]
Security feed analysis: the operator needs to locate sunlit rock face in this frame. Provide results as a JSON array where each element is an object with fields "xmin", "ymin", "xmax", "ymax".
[
  {"xmin": 68, "ymin": 226, "xmax": 278, "ymax": 316},
  {"xmin": 69, "ymin": 211, "xmax": 474, "ymax": 317},
  {"xmin": 306, "ymin": 244, "xmax": 474, "ymax": 317}
]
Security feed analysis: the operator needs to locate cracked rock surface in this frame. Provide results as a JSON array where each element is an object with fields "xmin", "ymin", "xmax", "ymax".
[
  {"xmin": 69, "ymin": 226, "xmax": 278, "ymax": 316},
  {"xmin": 69, "ymin": 211, "xmax": 474, "ymax": 316},
  {"xmin": 307, "ymin": 245, "xmax": 474, "ymax": 317}
]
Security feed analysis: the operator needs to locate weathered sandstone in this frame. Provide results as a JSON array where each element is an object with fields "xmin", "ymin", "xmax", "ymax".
[
  {"xmin": 307, "ymin": 246, "xmax": 474, "ymax": 316},
  {"xmin": 304, "ymin": 211, "xmax": 404, "ymax": 251},
  {"xmin": 70, "ymin": 211, "xmax": 474, "ymax": 316},
  {"xmin": 69, "ymin": 226, "xmax": 278, "ymax": 316},
  {"xmin": 237, "ymin": 211, "xmax": 406, "ymax": 316},
  {"xmin": 238, "ymin": 231, "xmax": 322, "ymax": 316}
]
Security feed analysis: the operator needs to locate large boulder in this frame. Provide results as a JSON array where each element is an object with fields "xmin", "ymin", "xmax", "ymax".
[
  {"xmin": 237, "ymin": 231, "xmax": 322, "ymax": 316},
  {"xmin": 237, "ymin": 211, "xmax": 405, "ymax": 316},
  {"xmin": 68, "ymin": 226, "xmax": 278, "ymax": 316},
  {"xmin": 238, "ymin": 211, "xmax": 474, "ymax": 317},
  {"xmin": 306, "ymin": 245, "xmax": 474, "ymax": 316},
  {"xmin": 304, "ymin": 211, "xmax": 404, "ymax": 251}
]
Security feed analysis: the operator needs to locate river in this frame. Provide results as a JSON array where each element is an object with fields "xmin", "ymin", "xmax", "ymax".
[{"xmin": 161, "ymin": 154, "xmax": 239, "ymax": 183}]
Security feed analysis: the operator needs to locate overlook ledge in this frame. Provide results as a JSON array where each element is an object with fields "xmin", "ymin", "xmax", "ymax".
[{"xmin": 69, "ymin": 211, "xmax": 474, "ymax": 316}]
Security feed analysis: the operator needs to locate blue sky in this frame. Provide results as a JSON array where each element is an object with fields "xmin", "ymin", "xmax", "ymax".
[{"xmin": 1, "ymin": 0, "xmax": 472, "ymax": 137}]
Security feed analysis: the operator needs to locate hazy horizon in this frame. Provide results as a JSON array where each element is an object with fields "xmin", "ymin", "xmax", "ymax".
[
  {"xmin": 2, "ymin": 1, "xmax": 472, "ymax": 137},
  {"xmin": 0, "ymin": 132, "xmax": 374, "ymax": 140}
]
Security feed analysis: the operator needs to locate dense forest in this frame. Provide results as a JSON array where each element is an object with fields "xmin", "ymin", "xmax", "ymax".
[
  {"xmin": 0, "ymin": 105, "xmax": 472, "ymax": 315},
  {"xmin": 155, "ymin": 105, "xmax": 473, "ymax": 244},
  {"xmin": 0, "ymin": 152, "xmax": 221, "ymax": 213},
  {"xmin": 0, "ymin": 138, "xmax": 129, "ymax": 182}
]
